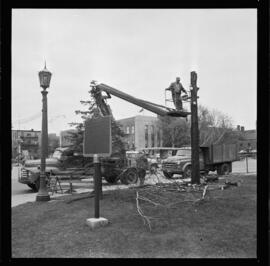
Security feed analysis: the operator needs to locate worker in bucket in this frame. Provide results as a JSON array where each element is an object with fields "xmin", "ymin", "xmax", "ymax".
[{"xmin": 166, "ymin": 77, "xmax": 187, "ymax": 110}]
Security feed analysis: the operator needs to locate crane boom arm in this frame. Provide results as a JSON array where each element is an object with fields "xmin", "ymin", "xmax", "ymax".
[{"xmin": 92, "ymin": 82, "xmax": 190, "ymax": 117}]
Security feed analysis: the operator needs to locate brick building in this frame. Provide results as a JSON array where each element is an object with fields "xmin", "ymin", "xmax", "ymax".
[
  {"xmin": 117, "ymin": 115, "xmax": 163, "ymax": 150},
  {"xmin": 12, "ymin": 129, "xmax": 41, "ymax": 159},
  {"xmin": 236, "ymin": 125, "xmax": 257, "ymax": 151}
]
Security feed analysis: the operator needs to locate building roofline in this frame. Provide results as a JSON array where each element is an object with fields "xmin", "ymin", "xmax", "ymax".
[
  {"xmin": 12, "ymin": 129, "xmax": 41, "ymax": 132},
  {"xmin": 117, "ymin": 115, "xmax": 157, "ymax": 122}
]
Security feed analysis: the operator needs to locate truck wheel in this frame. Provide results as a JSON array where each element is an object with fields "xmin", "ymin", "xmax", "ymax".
[
  {"xmin": 120, "ymin": 168, "xmax": 138, "ymax": 185},
  {"xmin": 27, "ymin": 184, "xmax": 38, "ymax": 192},
  {"xmin": 163, "ymin": 171, "xmax": 173, "ymax": 179},
  {"xmin": 34, "ymin": 180, "xmax": 40, "ymax": 192},
  {"xmin": 104, "ymin": 175, "xmax": 119, "ymax": 184},
  {"xmin": 219, "ymin": 163, "xmax": 230, "ymax": 175},
  {"xmin": 183, "ymin": 165, "xmax": 192, "ymax": 179},
  {"xmin": 35, "ymin": 174, "xmax": 50, "ymax": 192}
]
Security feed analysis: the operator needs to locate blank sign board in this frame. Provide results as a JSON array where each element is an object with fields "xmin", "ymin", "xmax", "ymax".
[{"xmin": 83, "ymin": 116, "xmax": 112, "ymax": 157}]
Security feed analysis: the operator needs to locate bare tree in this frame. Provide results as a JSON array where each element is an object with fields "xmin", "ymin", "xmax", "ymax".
[
  {"xmin": 158, "ymin": 105, "xmax": 235, "ymax": 148},
  {"xmin": 198, "ymin": 106, "xmax": 234, "ymax": 146},
  {"xmin": 157, "ymin": 116, "xmax": 190, "ymax": 147}
]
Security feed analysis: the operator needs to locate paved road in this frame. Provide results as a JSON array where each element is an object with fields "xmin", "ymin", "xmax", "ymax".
[
  {"xmin": 11, "ymin": 158, "xmax": 256, "ymax": 207},
  {"xmin": 232, "ymin": 157, "xmax": 256, "ymax": 173},
  {"xmin": 11, "ymin": 166, "xmax": 95, "ymax": 207}
]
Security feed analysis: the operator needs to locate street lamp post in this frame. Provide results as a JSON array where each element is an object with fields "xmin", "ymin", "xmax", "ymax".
[{"xmin": 36, "ymin": 62, "xmax": 52, "ymax": 202}]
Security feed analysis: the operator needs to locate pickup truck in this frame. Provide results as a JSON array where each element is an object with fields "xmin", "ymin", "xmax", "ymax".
[
  {"xmin": 19, "ymin": 147, "xmax": 93, "ymax": 191},
  {"xmin": 162, "ymin": 144, "xmax": 239, "ymax": 179},
  {"xmin": 19, "ymin": 147, "xmax": 149, "ymax": 191}
]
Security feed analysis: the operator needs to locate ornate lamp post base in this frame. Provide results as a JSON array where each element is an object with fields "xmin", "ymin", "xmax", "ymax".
[
  {"xmin": 36, "ymin": 193, "xmax": 51, "ymax": 202},
  {"xmin": 36, "ymin": 171, "xmax": 50, "ymax": 201}
]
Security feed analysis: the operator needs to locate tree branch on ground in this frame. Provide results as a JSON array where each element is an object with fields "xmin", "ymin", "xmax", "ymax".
[{"xmin": 136, "ymin": 191, "xmax": 152, "ymax": 231}]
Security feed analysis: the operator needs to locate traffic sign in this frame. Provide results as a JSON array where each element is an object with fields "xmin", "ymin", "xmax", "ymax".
[{"xmin": 83, "ymin": 116, "xmax": 112, "ymax": 157}]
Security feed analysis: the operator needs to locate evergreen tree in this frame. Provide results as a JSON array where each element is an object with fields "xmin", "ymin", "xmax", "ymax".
[{"xmin": 68, "ymin": 90, "xmax": 126, "ymax": 158}]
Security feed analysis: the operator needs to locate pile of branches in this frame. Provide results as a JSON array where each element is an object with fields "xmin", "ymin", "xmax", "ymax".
[
  {"xmin": 134, "ymin": 178, "xmax": 243, "ymax": 231},
  {"xmin": 135, "ymin": 184, "xmax": 209, "ymax": 231}
]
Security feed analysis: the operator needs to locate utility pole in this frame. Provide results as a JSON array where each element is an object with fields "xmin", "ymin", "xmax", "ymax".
[{"xmin": 190, "ymin": 71, "xmax": 200, "ymax": 184}]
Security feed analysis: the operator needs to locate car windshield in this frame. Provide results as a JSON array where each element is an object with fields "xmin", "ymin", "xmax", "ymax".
[
  {"xmin": 52, "ymin": 150, "xmax": 62, "ymax": 159},
  {"xmin": 176, "ymin": 149, "xmax": 191, "ymax": 156}
]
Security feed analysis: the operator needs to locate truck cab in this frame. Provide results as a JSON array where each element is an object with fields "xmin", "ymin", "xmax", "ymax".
[{"xmin": 19, "ymin": 147, "xmax": 86, "ymax": 191}]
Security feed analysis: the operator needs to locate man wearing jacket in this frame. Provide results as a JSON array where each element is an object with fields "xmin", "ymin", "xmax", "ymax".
[{"xmin": 166, "ymin": 77, "xmax": 187, "ymax": 110}]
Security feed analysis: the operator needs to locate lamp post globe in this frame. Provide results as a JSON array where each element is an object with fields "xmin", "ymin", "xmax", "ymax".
[
  {"xmin": 38, "ymin": 62, "xmax": 52, "ymax": 89},
  {"xmin": 36, "ymin": 62, "xmax": 52, "ymax": 202}
]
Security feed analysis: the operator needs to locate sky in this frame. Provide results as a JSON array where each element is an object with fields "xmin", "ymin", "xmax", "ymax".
[{"xmin": 12, "ymin": 9, "xmax": 257, "ymax": 135}]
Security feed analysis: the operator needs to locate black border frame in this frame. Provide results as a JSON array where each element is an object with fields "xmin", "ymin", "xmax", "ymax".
[{"xmin": 1, "ymin": 0, "xmax": 269, "ymax": 264}]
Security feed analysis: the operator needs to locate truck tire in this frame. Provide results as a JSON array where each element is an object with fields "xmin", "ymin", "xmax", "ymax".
[
  {"xmin": 34, "ymin": 180, "xmax": 40, "ymax": 192},
  {"xmin": 183, "ymin": 165, "xmax": 192, "ymax": 179},
  {"xmin": 104, "ymin": 175, "xmax": 119, "ymax": 184},
  {"xmin": 219, "ymin": 163, "xmax": 231, "ymax": 175},
  {"xmin": 163, "ymin": 171, "xmax": 173, "ymax": 179},
  {"xmin": 120, "ymin": 168, "xmax": 138, "ymax": 185},
  {"xmin": 27, "ymin": 183, "xmax": 38, "ymax": 192},
  {"xmin": 32, "ymin": 173, "xmax": 50, "ymax": 192}
]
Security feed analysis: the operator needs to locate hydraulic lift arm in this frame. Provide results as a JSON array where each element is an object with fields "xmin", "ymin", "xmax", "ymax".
[{"xmin": 90, "ymin": 81, "xmax": 190, "ymax": 118}]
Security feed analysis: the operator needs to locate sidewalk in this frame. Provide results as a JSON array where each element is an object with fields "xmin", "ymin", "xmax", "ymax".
[{"xmin": 11, "ymin": 172, "xmax": 184, "ymax": 207}]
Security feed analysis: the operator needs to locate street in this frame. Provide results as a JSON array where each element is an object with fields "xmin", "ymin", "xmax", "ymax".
[
  {"xmin": 11, "ymin": 158, "xmax": 257, "ymax": 207},
  {"xmin": 11, "ymin": 166, "xmax": 95, "ymax": 207}
]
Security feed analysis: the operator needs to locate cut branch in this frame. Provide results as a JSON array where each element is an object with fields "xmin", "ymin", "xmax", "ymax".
[{"xmin": 136, "ymin": 191, "xmax": 152, "ymax": 231}]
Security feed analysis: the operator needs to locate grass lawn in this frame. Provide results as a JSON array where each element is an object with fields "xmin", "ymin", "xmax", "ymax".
[{"xmin": 12, "ymin": 174, "xmax": 257, "ymax": 258}]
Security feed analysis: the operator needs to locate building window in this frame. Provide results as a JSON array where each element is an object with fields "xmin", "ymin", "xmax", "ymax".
[
  {"xmin": 145, "ymin": 125, "xmax": 148, "ymax": 148},
  {"xmin": 126, "ymin": 126, "xmax": 130, "ymax": 134},
  {"xmin": 131, "ymin": 126, "xmax": 135, "ymax": 134},
  {"xmin": 157, "ymin": 130, "xmax": 160, "ymax": 147},
  {"xmin": 151, "ymin": 125, "xmax": 155, "ymax": 147}
]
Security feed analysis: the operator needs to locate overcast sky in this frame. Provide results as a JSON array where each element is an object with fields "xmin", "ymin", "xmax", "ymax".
[{"xmin": 12, "ymin": 9, "xmax": 257, "ymax": 135}]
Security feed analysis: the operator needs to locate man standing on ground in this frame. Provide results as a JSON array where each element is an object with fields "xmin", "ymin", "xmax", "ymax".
[{"xmin": 166, "ymin": 77, "xmax": 187, "ymax": 110}]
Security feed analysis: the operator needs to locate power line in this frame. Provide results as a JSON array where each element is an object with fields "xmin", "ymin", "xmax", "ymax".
[{"xmin": 13, "ymin": 112, "xmax": 41, "ymax": 124}]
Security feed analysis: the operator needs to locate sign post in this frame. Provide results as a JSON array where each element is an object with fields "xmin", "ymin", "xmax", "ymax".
[
  {"xmin": 84, "ymin": 116, "xmax": 111, "ymax": 229},
  {"xmin": 93, "ymin": 154, "xmax": 101, "ymax": 218}
]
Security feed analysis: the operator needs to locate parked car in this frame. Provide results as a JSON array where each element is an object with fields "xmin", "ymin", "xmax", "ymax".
[{"xmin": 238, "ymin": 149, "xmax": 256, "ymax": 160}]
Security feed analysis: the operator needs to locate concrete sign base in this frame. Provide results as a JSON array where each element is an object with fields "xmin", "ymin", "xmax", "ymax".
[{"xmin": 86, "ymin": 217, "xmax": 109, "ymax": 229}]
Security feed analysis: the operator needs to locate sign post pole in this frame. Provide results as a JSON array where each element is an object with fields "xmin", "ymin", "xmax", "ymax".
[
  {"xmin": 84, "ymin": 116, "xmax": 111, "ymax": 229},
  {"xmin": 93, "ymin": 154, "xmax": 101, "ymax": 218}
]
